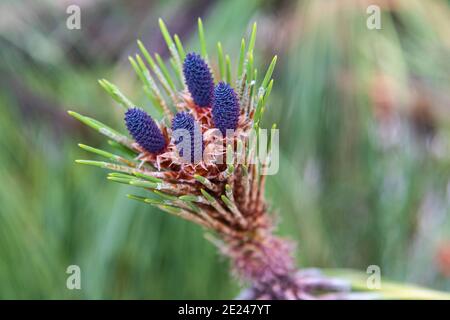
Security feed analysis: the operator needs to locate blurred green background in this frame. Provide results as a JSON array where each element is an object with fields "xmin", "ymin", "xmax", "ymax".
[{"xmin": 0, "ymin": 0, "xmax": 449, "ymax": 299}]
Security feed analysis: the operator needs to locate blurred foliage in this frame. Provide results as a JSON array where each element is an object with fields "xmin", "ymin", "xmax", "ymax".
[{"xmin": 0, "ymin": 0, "xmax": 449, "ymax": 298}]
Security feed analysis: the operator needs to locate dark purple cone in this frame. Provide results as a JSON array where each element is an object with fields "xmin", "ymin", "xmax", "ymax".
[
  {"xmin": 183, "ymin": 52, "xmax": 214, "ymax": 107},
  {"xmin": 124, "ymin": 107, "xmax": 166, "ymax": 154},
  {"xmin": 212, "ymin": 82, "xmax": 240, "ymax": 135},
  {"xmin": 171, "ymin": 112, "xmax": 203, "ymax": 163}
]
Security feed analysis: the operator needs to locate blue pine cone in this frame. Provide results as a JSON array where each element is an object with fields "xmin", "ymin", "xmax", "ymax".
[
  {"xmin": 183, "ymin": 52, "xmax": 214, "ymax": 107},
  {"xmin": 171, "ymin": 112, "xmax": 204, "ymax": 163},
  {"xmin": 212, "ymin": 82, "xmax": 240, "ymax": 135},
  {"xmin": 124, "ymin": 107, "xmax": 166, "ymax": 154}
]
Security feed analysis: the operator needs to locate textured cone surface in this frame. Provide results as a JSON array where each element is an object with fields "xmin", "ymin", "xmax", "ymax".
[
  {"xmin": 183, "ymin": 52, "xmax": 214, "ymax": 107},
  {"xmin": 125, "ymin": 107, "xmax": 166, "ymax": 153},
  {"xmin": 212, "ymin": 82, "xmax": 240, "ymax": 134},
  {"xmin": 172, "ymin": 111, "xmax": 204, "ymax": 163}
]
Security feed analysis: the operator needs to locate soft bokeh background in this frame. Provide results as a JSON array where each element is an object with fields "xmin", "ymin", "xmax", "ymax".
[{"xmin": 0, "ymin": 0, "xmax": 449, "ymax": 299}]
